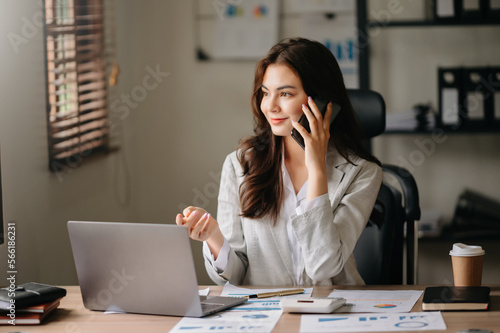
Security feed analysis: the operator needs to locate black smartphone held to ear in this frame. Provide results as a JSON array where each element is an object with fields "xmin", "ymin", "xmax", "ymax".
[{"xmin": 291, "ymin": 96, "xmax": 341, "ymax": 150}]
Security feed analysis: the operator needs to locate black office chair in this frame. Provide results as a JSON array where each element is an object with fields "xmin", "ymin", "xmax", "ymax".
[{"xmin": 348, "ymin": 89, "xmax": 421, "ymax": 285}]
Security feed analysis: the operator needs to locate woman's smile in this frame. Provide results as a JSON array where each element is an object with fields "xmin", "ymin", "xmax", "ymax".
[{"xmin": 269, "ymin": 117, "xmax": 288, "ymax": 125}]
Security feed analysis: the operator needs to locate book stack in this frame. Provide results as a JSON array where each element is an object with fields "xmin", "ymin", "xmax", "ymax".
[{"xmin": 0, "ymin": 282, "xmax": 66, "ymax": 325}]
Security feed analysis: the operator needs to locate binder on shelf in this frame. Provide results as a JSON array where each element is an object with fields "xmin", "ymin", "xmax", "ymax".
[
  {"xmin": 434, "ymin": 0, "xmax": 462, "ymax": 21},
  {"xmin": 438, "ymin": 67, "xmax": 464, "ymax": 129},
  {"xmin": 461, "ymin": 0, "xmax": 486, "ymax": 20},
  {"xmin": 463, "ymin": 67, "xmax": 492, "ymax": 124},
  {"xmin": 486, "ymin": 0, "xmax": 500, "ymax": 19}
]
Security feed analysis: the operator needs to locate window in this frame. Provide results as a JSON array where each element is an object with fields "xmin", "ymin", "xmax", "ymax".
[{"xmin": 43, "ymin": 0, "xmax": 110, "ymax": 172}]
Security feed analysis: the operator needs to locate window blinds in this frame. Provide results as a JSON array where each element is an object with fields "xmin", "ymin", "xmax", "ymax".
[{"xmin": 44, "ymin": 0, "xmax": 109, "ymax": 170}]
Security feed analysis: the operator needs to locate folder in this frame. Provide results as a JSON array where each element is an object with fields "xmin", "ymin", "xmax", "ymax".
[
  {"xmin": 438, "ymin": 67, "xmax": 464, "ymax": 129},
  {"xmin": 463, "ymin": 67, "xmax": 492, "ymax": 124},
  {"xmin": 460, "ymin": 0, "xmax": 485, "ymax": 20},
  {"xmin": 486, "ymin": 0, "xmax": 500, "ymax": 19},
  {"xmin": 434, "ymin": 0, "xmax": 461, "ymax": 21}
]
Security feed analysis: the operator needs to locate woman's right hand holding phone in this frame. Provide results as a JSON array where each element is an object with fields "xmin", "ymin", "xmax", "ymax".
[
  {"xmin": 176, "ymin": 206, "xmax": 224, "ymax": 259},
  {"xmin": 291, "ymin": 97, "xmax": 333, "ymax": 201}
]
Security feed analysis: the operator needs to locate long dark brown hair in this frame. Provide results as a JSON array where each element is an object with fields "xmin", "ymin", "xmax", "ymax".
[{"xmin": 238, "ymin": 37, "xmax": 379, "ymax": 222}]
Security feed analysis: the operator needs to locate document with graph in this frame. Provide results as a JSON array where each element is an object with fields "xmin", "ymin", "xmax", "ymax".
[
  {"xmin": 170, "ymin": 310, "xmax": 283, "ymax": 333},
  {"xmin": 300, "ymin": 312, "xmax": 446, "ymax": 332},
  {"xmin": 328, "ymin": 290, "xmax": 423, "ymax": 313}
]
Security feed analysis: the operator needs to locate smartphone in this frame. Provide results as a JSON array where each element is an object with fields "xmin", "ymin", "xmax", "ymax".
[{"xmin": 291, "ymin": 96, "xmax": 341, "ymax": 150}]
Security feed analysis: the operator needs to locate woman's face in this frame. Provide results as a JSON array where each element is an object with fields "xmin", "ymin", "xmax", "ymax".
[{"xmin": 260, "ymin": 64, "xmax": 308, "ymax": 137}]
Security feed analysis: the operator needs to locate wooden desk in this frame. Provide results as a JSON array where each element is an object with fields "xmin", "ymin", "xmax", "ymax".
[{"xmin": 6, "ymin": 285, "xmax": 499, "ymax": 332}]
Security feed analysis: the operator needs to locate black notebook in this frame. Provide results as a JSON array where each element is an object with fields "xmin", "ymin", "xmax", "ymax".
[
  {"xmin": 422, "ymin": 286, "xmax": 490, "ymax": 311},
  {"xmin": 0, "ymin": 282, "xmax": 66, "ymax": 310}
]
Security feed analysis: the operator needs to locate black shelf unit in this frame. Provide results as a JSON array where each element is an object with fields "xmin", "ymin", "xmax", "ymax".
[
  {"xmin": 356, "ymin": 0, "xmax": 370, "ymax": 91},
  {"xmin": 366, "ymin": 19, "xmax": 500, "ymax": 28},
  {"xmin": 355, "ymin": 0, "xmax": 500, "ymax": 135},
  {"xmin": 385, "ymin": 127, "xmax": 500, "ymax": 135},
  {"xmin": 385, "ymin": 120, "xmax": 500, "ymax": 134}
]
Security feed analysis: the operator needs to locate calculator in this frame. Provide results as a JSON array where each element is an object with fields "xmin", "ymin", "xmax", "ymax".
[{"xmin": 281, "ymin": 297, "xmax": 346, "ymax": 313}]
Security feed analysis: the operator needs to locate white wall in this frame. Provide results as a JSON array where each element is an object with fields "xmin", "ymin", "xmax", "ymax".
[
  {"xmin": 0, "ymin": 1, "xmax": 140, "ymax": 285},
  {"xmin": 1, "ymin": 0, "xmax": 498, "ymax": 286},
  {"xmin": 111, "ymin": 0, "xmax": 256, "ymax": 284}
]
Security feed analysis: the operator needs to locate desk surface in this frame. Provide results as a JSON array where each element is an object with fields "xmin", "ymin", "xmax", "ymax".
[{"xmin": 6, "ymin": 285, "xmax": 499, "ymax": 332}]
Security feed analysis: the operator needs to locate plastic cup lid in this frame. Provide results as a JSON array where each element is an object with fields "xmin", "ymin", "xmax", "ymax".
[{"xmin": 449, "ymin": 243, "xmax": 485, "ymax": 257}]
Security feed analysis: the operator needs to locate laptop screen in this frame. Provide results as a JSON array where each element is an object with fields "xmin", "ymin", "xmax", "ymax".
[{"xmin": 68, "ymin": 221, "xmax": 205, "ymax": 316}]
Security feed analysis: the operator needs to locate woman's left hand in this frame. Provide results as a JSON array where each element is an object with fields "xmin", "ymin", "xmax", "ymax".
[{"xmin": 176, "ymin": 206, "xmax": 219, "ymax": 242}]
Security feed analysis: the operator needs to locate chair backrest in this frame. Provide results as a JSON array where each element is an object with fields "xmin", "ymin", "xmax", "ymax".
[
  {"xmin": 354, "ymin": 184, "xmax": 405, "ymax": 284},
  {"xmin": 347, "ymin": 89, "xmax": 386, "ymax": 139},
  {"xmin": 348, "ymin": 89, "xmax": 421, "ymax": 285}
]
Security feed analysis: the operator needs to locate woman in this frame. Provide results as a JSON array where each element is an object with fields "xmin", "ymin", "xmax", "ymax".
[{"xmin": 176, "ymin": 38, "xmax": 382, "ymax": 286}]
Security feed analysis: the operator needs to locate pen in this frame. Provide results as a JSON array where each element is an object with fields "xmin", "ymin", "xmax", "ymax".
[{"xmin": 244, "ymin": 288, "xmax": 305, "ymax": 299}]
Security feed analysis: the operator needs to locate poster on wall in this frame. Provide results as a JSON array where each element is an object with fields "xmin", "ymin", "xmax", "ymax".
[
  {"xmin": 211, "ymin": 0, "xmax": 279, "ymax": 59},
  {"xmin": 301, "ymin": 13, "xmax": 359, "ymax": 88}
]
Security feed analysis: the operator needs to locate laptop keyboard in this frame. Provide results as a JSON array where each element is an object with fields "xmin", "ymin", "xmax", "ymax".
[{"xmin": 201, "ymin": 302, "xmax": 225, "ymax": 312}]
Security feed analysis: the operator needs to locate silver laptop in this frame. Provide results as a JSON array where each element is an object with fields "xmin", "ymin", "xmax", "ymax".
[{"xmin": 67, "ymin": 221, "xmax": 246, "ymax": 317}]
